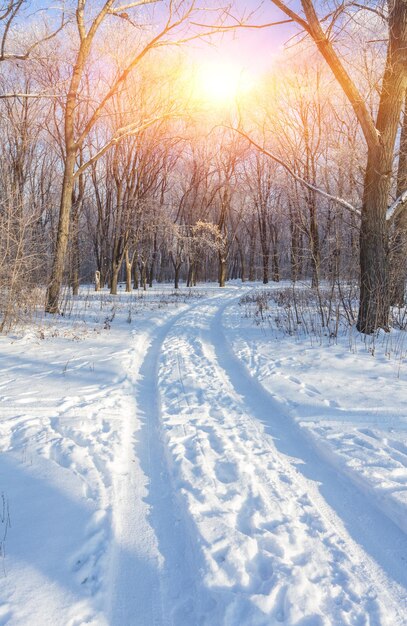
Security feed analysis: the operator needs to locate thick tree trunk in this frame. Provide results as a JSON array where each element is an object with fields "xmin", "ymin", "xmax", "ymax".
[
  {"xmin": 357, "ymin": 148, "xmax": 390, "ymax": 333},
  {"xmin": 187, "ymin": 262, "xmax": 195, "ymax": 287},
  {"xmin": 356, "ymin": 0, "xmax": 407, "ymax": 332},
  {"xmin": 45, "ymin": 151, "xmax": 76, "ymax": 312},
  {"xmin": 110, "ymin": 262, "xmax": 121, "ymax": 295},
  {"xmin": 218, "ymin": 255, "xmax": 227, "ymax": 287},
  {"xmin": 95, "ymin": 270, "xmax": 101, "ymax": 292}
]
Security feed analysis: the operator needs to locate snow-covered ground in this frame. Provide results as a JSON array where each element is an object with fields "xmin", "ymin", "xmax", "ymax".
[{"xmin": 0, "ymin": 284, "xmax": 405, "ymax": 625}]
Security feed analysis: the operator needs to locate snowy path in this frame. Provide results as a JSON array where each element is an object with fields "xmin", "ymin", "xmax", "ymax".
[
  {"xmin": 108, "ymin": 304, "xmax": 207, "ymax": 626},
  {"xmin": 158, "ymin": 294, "xmax": 407, "ymax": 624},
  {"xmin": 0, "ymin": 286, "xmax": 406, "ymax": 625}
]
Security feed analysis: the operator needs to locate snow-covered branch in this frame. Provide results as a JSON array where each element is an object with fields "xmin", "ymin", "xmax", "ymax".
[
  {"xmin": 386, "ymin": 189, "xmax": 407, "ymax": 222},
  {"xmin": 232, "ymin": 128, "xmax": 361, "ymax": 217}
]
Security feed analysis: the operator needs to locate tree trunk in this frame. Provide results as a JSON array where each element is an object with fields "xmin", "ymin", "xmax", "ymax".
[
  {"xmin": 70, "ymin": 199, "xmax": 80, "ymax": 296},
  {"xmin": 45, "ymin": 150, "xmax": 76, "ymax": 312},
  {"xmin": 356, "ymin": 0, "xmax": 407, "ymax": 332},
  {"xmin": 148, "ymin": 263, "xmax": 154, "ymax": 288},
  {"xmin": 309, "ymin": 194, "xmax": 320, "ymax": 288},
  {"xmin": 230, "ymin": 256, "xmax": 238, "ymax": 280},
  {"xmin": 271, "ymin": 250, "xmax": 280, "ymax": 282},
  {"xmin": 174, "ymin": 265, "xmax": 180, "ymax": 289},
  {"xmin": 125, "ymin": 250, "xmax": 132, "ymax": 293},
  {"xmin": 262, "ymin": 251, "xmax": 269, "ymax": 284},
  {"xmin": 149, "ymin": 234, "xmax": 158, "ymax": 287},
  {"xmin": 110, "ymin": 263, "xmax": 121, "ymax": 295},
  {"xmin": 139, "ymin": 261, "xmax": 147, "ymax": 291},
  {"xmin": 391, "ymin": 215, "xmax": 407, "ymax": 306},
  {"xmin": 248, "ymin": 233, "xmax": 256, "ymax": 281},
  {"xmin": 133, "ymin": 262, "xmax": 139, "ymax": 289},
  {"xmin": 357, "ymin": 147, "xmax": 390, "ymax": 333},
  {"xmin": 270, "ymin": 224, "xmax": 280, "ymax": 282},
  {"xmin": 218, "ymin": 254, "xmax": 227, "ymax": 287},
  {"xmin": 390, "ymin": 93, "xmax": 407, "ymax": 306},
  {"xmin": 95, "ymin": 270, "xmax": 101, "ymax": 292},
  {"xmin": 239, "ymin": 246, "xmax": 246, "ymax": 282},
  {"xmin": 187, "ymin": 262, "xmax": 195, "ymax": 287}
]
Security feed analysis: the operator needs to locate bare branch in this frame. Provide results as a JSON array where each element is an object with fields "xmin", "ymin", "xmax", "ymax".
[
  {"xmin": 232, "ymin": 127, "xmax": 361, "ymax": 217},
  {"xmin": 350, "ymin": 2, "xmax": 387, "ymax": 21},
  {"xmin": 190, "ymin": 18, "xmax": 293, "ymax": 30},
  {"xmin": 75, "ymin": 6, "xmax": 191, "ymax": 148},
  {"xmin": 74, "ymin": 114, "xmax": 173, "ymax": 178},
  {"xmin": 270, "ymin": 0, "xmax": 380, "ymax": 151},
  {"xmin": 0, "ymin": 92, "xmax": 59, "ymax": 99},
  {"xmin": 0, "ymin": 6, "xmax": 67, "ymax": 62},
  {"xmin": 109, "ymin": 0, "xmax": 161, "ymax": 12}
]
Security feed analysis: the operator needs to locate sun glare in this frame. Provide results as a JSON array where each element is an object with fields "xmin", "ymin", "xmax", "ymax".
[{"xmin": 191, "ymin": 61, "xmax": 251, "ymax": 108}]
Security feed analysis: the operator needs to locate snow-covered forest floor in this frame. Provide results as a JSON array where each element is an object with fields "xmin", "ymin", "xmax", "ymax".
[{"xmin": 0, "ymin": 283, "xmax": 406, "ymax": 626}]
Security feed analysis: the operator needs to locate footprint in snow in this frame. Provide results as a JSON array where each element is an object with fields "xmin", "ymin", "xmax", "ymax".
[{"xmin": 215, "ymin": 460, "xmax": 239, "ymax": 484}]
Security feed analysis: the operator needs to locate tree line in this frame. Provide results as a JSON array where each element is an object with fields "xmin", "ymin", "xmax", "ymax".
[{"xmin": 0, "ymin": 0, "xmax": 406, "ymax": 334}]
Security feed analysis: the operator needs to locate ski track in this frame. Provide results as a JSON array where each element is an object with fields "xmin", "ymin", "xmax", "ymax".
[
  {"xmin": 107, "ymin": 300, "xmax": 215, "ymax": 626},
  {"xmin": 0, "ymin": 288, "xmax": 406, "ymax": 625},
  {"xmin": 0, "ymin": 299, "xmax": 203, "ymax": 626},
  {"xmin": 158, "ymin": 293, "xmax": 407, "ymax": 625}
]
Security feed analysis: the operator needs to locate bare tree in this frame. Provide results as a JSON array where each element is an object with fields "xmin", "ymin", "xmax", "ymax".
[
  {"xmin": 0, "ymin": 0, "xmax": 65, "ymax": 63},
  {"xmin": 45, "ymin": 0, "xmax": 221, "ymax": 313},
  {"xmin": 390, "ymin": 93, "xmax": 407, "ymax": 305},
  {"xmin": 267, "ymin": 0, "xmax": 407, "ymax": 333}
]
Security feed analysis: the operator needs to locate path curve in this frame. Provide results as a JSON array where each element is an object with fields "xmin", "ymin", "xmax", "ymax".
[{"xmin": 155, "ymin": 293, "xmax": 407, "ymax": 625}]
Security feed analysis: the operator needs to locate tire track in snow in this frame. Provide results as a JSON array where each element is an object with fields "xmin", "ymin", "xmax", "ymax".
[
  {"xmin": 108, "ymin": 294, "xmax": 228, "ymax": 626},
  {"xmin": 157, "ymin": 295, "xmax": 407, "ymax": 625},
  {"xmin": 212, "ymin": 300, "xmax": 407, "ymax": 611}
]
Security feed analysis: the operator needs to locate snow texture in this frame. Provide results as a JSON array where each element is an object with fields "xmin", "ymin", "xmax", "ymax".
[{"xmin": 0, "ymin": 285, "xmax": 405, "ymax": 625}]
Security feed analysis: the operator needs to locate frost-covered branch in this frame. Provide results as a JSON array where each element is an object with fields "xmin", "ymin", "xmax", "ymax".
[
  {"xmin": 0, "ymin": 2, "xmax": 66, "ymax": 62},
  {"xmin": 74, "ymin": 115, "xmax": 172, "ymax": 178},
  {"xmin": 232, "ymin": 127, "xmax": 361, "ymax": 217}
]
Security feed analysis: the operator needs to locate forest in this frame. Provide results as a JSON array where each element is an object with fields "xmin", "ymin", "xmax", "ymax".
[
  {"xmin": 0, "ymin": 2, "xmax": 407, "ymax": 625},
  {"xmin": 0, "ymin": 0, "xmax": 405, "ymax": 334}
]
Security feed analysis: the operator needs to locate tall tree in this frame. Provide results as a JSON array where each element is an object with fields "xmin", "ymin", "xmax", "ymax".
[
  {"xmin": 45, "ymin": 0, "xmax": 217, "ymax": 313},
  {"xmin": 390, "ymin": 93, "xmax": 407, "ymax": 305},
  {"xmin": 266, "ymin": 0, "xmax": 407, "ymax": 333}
]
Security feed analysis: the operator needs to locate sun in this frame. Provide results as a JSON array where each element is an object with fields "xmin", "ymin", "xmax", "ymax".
[{"xmin": 191, "ymin": 61, "xmax": 250, "ymax": 108}]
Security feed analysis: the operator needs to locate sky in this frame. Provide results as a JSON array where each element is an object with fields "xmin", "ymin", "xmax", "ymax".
[
  {"xmin": 22, "ymin": 0, "xmax": 299, "ymax": 77},
  {"xmin": 186, "ymin": 0, "xmax": 298, "ymax": 76}
]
